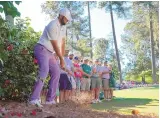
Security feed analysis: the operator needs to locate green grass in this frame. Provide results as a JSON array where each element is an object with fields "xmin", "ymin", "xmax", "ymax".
[{"xmin": 91, "ymin": 86, "xmax": 159, "ymax": 116}]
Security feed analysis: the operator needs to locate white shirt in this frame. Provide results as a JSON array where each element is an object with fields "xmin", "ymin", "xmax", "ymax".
[
  {"xmin": 60, "ymin": 57, "xmax": 74, "ymax": 74},
  {"xmin": 38, "ymin": 18, "xmax": 66, "ymax": 52},
  {"xmin": 64, "ymin": 57, "xmax": 74, "ymax": 72}
]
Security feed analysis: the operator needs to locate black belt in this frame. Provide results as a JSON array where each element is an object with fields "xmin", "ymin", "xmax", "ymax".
[{"xmin": 83, "ymin": 76, "xmax": 89, "ymax": 78}]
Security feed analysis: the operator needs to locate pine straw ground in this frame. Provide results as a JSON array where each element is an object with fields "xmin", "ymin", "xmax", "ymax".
[{"xmin": 0, "ymin": 93, "xmax": 158, "ymax": 118}]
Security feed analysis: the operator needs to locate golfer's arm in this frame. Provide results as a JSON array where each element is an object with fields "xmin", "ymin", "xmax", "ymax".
[
  {"xmin": 50, "ymin": 40, "xmax": 63, "ymax": 59},
  {"xmin": 61, "ymin": 37, "xmax": 66, "ymax": 57}
]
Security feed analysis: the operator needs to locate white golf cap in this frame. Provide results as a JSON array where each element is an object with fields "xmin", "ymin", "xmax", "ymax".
[
  {"xmin": 84, "ymin": 57, "xmax": 89, "ymax": 61},
  {"xmin": 68, "ymin": 52, "xmax": 74, "ymax": 56},
  {"xmin": 59, "ymin": 8, "xmax": 72, "ymax": 22}
]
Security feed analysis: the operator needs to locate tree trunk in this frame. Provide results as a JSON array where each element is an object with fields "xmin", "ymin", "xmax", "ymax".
[
  {"xmin": 144, "ymin": 74, "xmax": 145, "ymax": 84},
  {"xmin": 71, "ymin": 21, "xmax": 74, "ymax": 54},
  {"xmin": 109, "ymin": 1, "xmax": 123, "ymax": 84},
  {"xmin": 87, "ymin": 1, "xmax": 93, "ymax": 59},
  {"xmin": 141, "ymin": 75, "xmax": 145, "ymax": 84},
  {"xmin": 149, "ymin": 7, "xmax": 157, "ymax": 84}
]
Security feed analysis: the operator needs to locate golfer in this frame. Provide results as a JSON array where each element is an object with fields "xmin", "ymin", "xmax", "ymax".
[{"xmin": 29, "ymin": 8, "xmax": 72, "ymax": 107}]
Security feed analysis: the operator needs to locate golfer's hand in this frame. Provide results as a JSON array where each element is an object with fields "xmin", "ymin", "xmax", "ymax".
[
  {"xmin": 68, "ymin": 71, "xmax": 73, "ymax": 76},
  {"xmin": 88, "ymin": 74, "xmax": 91, "ymax": 78},
  {"xmin": 60, "ymin": 58, "xmax": 65, "ymax": 69}
]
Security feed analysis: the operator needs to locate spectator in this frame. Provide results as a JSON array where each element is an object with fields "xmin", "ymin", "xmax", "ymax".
[
  {"xmin": 91, "ymin": 59, "xmax": 102, "ymax": 103},
  {"xmin": 101, "ymin": 61, "xmax": 110, "ymax": 101},
  {"xmin": 81, "ymin": 58, "xmax": 92, "ymax": 95}
]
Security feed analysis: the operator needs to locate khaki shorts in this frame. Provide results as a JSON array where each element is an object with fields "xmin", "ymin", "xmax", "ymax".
[
  {"xmin": 91, "ymin": 77, "xmax": 101, "ymax": 89},
  {"xmin": 81, "ymin": 78, "xmax": 91, "ymax": 91},
  {"xmin": 102, "ymin": 79, "xmax": 109, "ymax": 89}
]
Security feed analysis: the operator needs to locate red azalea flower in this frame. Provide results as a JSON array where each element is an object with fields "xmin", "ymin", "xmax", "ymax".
[
  {"xmin": 33, "ymin": 58, "xmax": 38, "ymax": 64},
  {"xmin": 17, "ymin": 113, "xmax": 22, "ymax": 117},
  {"xmin": 5, "ymin": 80, "xmax": 10, "ymax": 84},
  {"xmin": 31, "ymin": 110, "xmax": 37, "ymax": 116},
  {"xmin": 10, "ymin": 112, "xmax": 15, "ymax": 116},
  {"xmin": 7, "ymin": 44, "xmax": 13, "ymax": 51}
]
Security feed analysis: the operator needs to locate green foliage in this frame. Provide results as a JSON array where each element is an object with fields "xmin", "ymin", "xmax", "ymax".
[
  {"xmin": 98, "ymin": 1, "xmax": 131, "ymax": 19},
  {"xmin": 0, "ymin": 17, "xmax": 41, "ymax": 101},
  {"xmin": 105, "ymin": 36, "xmax": 120, "ymax": 80},
  {"xmin": 0, "ymin": 1, "xmax": 21, "ymax": 18},
  {"xmin": 121, "ymin": 1, "xmax": 159, "ymax": 83},
  {"xmin": 69, "ymin": 39, "xmax": 91, "ymax": 57},
  {"xmin": 98, "ymin": 1, "xmax": 131, "ymax": 83},
  {"xmin": 93, "ymin": 38, "xmax": 108, "ymax": 60},
  {"xmin": 125, "ymin": 72, "xmax": 154, "ymax": 84},
  {"xmin": 41, "ymin": 1, "xmax": 90, "ymax": 40}
]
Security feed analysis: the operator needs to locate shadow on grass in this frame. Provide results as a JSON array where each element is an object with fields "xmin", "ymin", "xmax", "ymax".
[
  {"xmin": 152, "ymin": 99, "xmax": 159, "ymax": 101},
  {"xmin": 147, "ymin": 86, "xmax": 159, "ymax": 89},
  {"xmin": 132, "ymin": 86, "xmax": 159, "ymax": 90},
  {"xmin": 145, "ymin": 104, "xmax": 159, "ymax": 106},
  {"xmin": 91, "ymin": 98, "xmax": 157, "ymax": 111}
]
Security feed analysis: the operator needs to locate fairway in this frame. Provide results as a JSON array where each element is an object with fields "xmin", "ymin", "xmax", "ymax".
[{"xmin": 91, "ymin": 86, "xmax": 159, "ymax": 116}]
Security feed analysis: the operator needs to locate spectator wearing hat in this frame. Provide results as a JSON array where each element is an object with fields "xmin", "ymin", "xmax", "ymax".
[
  {"xmin": 68, "ymin": 52, "xmax": 74, "ymax": 60},
  {"xmin": 73, "ymin": 56, "xmax": 90, "ymax": 94},
  {"xmin": 88, "ymin": 60, "xmax": 93, "ymax": 68},
  {"xmin": 91, "ymin": 59, "xmax": 102, "ymax": 103},
  {"xmin": 73, "ymin": 56, "xmax": 82, "ymax": 93},
  {"xmin": 59, "ymin": 49, "xmax": 74, "ymax": 102},
  {"xmin": 81, "ymin": 58, "xmax": 92, "ymax": 95},
  {"xmin": 100, "ymin": 61, "xmax": 111, "ymax": 101},
  {"xmin": 65, "ymin": 50, "xmax": 76, "ymax": 99}
]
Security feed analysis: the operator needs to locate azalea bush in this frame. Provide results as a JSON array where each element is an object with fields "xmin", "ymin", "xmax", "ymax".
[{"xmin": 0, "ymin": 17, "xmax": 43, "ymax": 101}]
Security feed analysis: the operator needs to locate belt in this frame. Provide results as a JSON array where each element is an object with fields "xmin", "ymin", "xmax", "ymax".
[
  {"xmin": 83, "ymin": 76, "xmax": 88, "ymax": 78},
  {"xmin": 36, "ymin": 43, "xmax": 54, "ymax": 53}
]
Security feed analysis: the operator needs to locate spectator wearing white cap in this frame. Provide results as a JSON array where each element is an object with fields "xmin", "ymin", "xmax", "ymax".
[
  {"xmin": 81, "ymin": 58, "xmax": 92, "ymax": 94},
  {"xmin": 68, "ymin": 52, "xmax": 74, "ymax": 60},
  {"xmin": 91, "ymin": 59, "xmax": 102, "ymax": 103}
]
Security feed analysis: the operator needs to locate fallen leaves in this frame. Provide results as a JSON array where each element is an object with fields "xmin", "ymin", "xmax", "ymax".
[{"xmin": 0, "ymin": 93, "xmax": 158, "ymax": 118}]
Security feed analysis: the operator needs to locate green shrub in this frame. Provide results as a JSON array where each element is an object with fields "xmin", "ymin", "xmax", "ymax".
[{"xmin": 0, "ymin": 17, "xmax": 42, "ymax": 101}]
